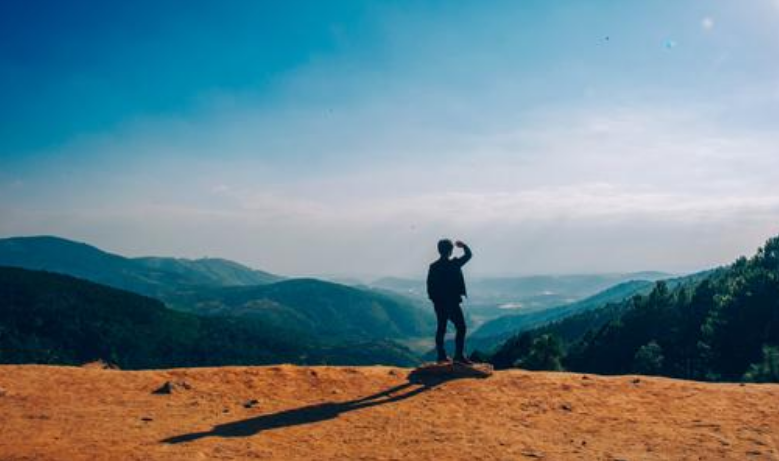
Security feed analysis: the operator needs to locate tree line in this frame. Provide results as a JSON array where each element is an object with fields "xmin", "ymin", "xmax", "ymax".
[{"xmin": 483, "ymin": 235, "xmax": 779, "ymax": 383}]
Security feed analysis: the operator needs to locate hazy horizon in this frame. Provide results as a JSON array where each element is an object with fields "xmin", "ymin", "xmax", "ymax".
[
  {"xmin": 2, "ymin": 1, "xmax": 778, "ymax": 278},
  {"xmin": 0, "ymin": 232, "xmax": 712, "ymax": 281}
]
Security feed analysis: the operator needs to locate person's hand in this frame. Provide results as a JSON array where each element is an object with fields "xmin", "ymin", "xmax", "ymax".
[{"xmin": 455, "ymin": 240, "xmax": 466, "ymax": 248}]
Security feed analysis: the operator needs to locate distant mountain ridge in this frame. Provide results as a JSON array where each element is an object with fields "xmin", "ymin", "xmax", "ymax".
[
  {"xmin": 0, "ymin": 236, "xmax": 281, "ymax": 297},
  {"xmin": 472, "ymin": 279, "xmax": 656, "ymax": 341},
  {"xmin": 372, "ymin": 272, "xmax": 671, "ymax": 304},
  {"xmin": 373, "ymin": 271, "xmax": 674, "ymax": 333}
]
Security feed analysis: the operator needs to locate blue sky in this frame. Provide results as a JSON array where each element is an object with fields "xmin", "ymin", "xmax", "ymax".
[{"xmin": 2, "ymin": 0, "xmax": 779, "ymax": 277}]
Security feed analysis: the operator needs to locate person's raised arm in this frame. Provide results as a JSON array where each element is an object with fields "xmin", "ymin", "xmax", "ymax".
[{"xmin": 454, "ymin": 240, "xmax": 472, "ymax": 267}]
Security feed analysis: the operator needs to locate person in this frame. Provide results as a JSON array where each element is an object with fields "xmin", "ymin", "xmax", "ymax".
[{"xmin": 426, "ymin": 239, "xmax": 472, "ymax": 364}]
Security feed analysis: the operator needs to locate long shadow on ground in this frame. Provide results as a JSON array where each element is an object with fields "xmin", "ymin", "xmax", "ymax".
[{"xmin": 162, "ymin": 366, "xmax": 486, "ymax": 444}]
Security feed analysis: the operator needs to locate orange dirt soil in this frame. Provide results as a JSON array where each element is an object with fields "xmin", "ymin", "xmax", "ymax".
[{"xmin": 1, "ymin": 364, "xmax": 778, "ymax": 460}]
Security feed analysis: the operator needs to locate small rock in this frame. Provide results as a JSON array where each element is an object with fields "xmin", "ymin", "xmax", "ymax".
[
  {"xmin": 632, "ymin": 378, "xmax": 641, "ymax": 384},
  {"xmin": 581, "ymin": 375, "xmax": 591, "ymax": 380},
  {"xmin": 141, "ymin": 417, "xmax": 153, "ymax": 422},
  {"xmin": 388, "ymin": 369, "xmax": 399, "ymax": 377},
  {"xmin": 0, "ymin": 387, "xmax": 6, "ymax": 397},
  {"xmin": 561, "ymin": 403, "xmax": 573, "ymax": 412},
  {"xmin": 243, "ymin": 399, "xmax": 260, "ymax": 409},
  {"xmin": 152, "ymin": 380, "xmax": 192, "ymax": 395}
]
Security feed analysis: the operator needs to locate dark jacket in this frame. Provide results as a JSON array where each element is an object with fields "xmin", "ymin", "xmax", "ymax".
[{"xmin": 426, "ymin": 245, "xmax": 472, "ymax": 304}]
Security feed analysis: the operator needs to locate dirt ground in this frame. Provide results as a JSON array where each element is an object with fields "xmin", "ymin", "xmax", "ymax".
[{"xmin": 1, "ymin": 364, "xmax": 778, "ymax": 460}]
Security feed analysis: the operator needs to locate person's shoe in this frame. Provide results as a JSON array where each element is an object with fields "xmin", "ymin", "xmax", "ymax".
[
  {"xmin": 454, "ymin": 356, "xmax": 474, "ymax": 365},
  {"xmin": 436, "ymin": 355, "xmax": 451, "ymax": 364}
]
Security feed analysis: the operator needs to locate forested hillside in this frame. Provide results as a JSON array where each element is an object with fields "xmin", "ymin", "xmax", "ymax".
[
  {"xmin": 488, "ymin": 236, "xmax": 779, "ymax": 382},
  {"xmin": 166, "ymin": 278, "xmax": 435, "ymax": 343},
  {"xmin": 0, "ymin": 267, "xmax": 419, "ymax": 368}
]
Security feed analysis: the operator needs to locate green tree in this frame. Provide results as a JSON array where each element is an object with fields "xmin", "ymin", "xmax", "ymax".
[
  {"xmin": 491, "ymin": 332, "xmax": 534, "ymax": 370},
  {"xmin": 743, "ymin": 346, "xmax": 779, "ymax": 383},
  {"xmin": 518, "ymin": 334, "xmax": 563, "ymax": 371},
  {"xmin": 633, "ymin": 340, "xmax": 664, "ymax": 375}
]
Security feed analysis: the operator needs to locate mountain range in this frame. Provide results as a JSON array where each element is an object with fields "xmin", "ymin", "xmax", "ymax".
[
  {"xmin": 0, "ymin": 266, "xmax": 420, "ymax": 368},
  {"xmin": 0, "ymin": 236, "xmax": 434, "ymax": 366},
  {"xmin": 9, "ymin": 233, "xmax": 769, "ymax": 382},
  {"xmin": 0, "ymin": 236, "xmax": 281, "ymax": 297},
  {"xmin": 0, "ymin": 236, "xmax": 434, "ymax": 342}
]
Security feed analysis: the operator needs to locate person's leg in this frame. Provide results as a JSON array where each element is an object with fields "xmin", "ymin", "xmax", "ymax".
[
  {"xmin": 451, "ymin": 304, "xmax": 468, "ymax": 361},
  {"xmin": 434, "ymin": 304, "xmax": 449, "ymax": 361}
]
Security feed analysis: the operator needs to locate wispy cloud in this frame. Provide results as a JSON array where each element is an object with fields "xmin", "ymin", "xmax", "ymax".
[{"xmin": 4, "ymin": 97, "xmax": 778, "ymax": 276}]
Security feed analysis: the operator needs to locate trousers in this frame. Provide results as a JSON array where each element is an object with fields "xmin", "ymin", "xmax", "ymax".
[{"xmin": 433, "ymin": 301, "xmax": 466, "ymax": 360}]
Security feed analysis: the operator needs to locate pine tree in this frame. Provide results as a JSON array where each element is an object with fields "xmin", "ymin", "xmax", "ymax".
[{"xmin": 633, "ymin": 341, "xmax": 664, "ymax": 375}]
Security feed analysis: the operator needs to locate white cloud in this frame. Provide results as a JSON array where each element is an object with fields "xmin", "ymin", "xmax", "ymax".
[
  {"xmin": 702, "ymin": 17, "xmax": 715, "ymax": 30},
  {"xmin": 5, "ymin": 95, "xmax": 779, "ymax": 277},
  {"xmin": 6, "ymin": 181, "xmax": 776, "ymax": 277}
]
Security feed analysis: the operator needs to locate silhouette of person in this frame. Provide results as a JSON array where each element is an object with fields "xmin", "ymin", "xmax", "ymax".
[{"xmin": 426, "ymin": 239, "xmax": 472, "ymax": 364}]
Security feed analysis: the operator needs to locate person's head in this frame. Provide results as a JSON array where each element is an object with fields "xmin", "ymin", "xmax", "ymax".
[{"xmin": 437, "ymin": 239, "xmax": 454, "ymax": 258}]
